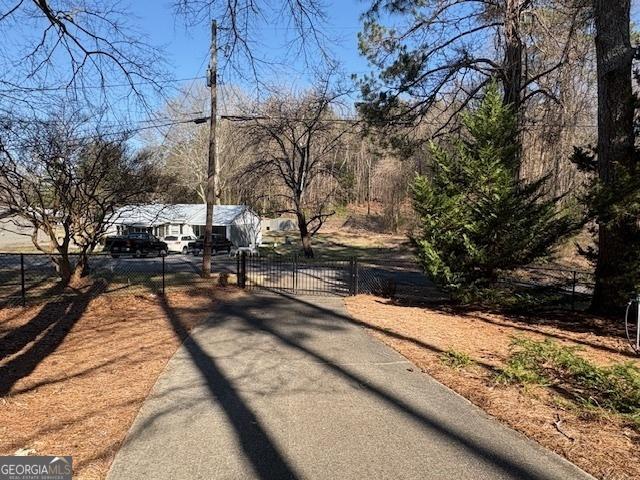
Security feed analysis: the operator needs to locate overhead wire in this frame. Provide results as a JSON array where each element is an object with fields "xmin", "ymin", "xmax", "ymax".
[
  {"xmin": 157, "ymin": 51, "xmax": 212, "ymax": 149},
  {"xmin": 0, "ymin": 76, "xmax": 208, "ymax": 94},
  {"xmin": 0, "ymin": 110, "xmax": 599, "ymax": 153}
]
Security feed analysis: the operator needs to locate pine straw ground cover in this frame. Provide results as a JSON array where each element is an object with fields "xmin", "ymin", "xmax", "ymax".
[
  {"xmin": 345, "ymin": 295, "xmax": 640, "ymax": 480},
  {"xmin": 0, "ymin": 285, "xmax": 240, "ymax": 479}
]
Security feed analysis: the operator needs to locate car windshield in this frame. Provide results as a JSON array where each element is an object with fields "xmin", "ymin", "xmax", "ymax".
[
  {"xmin": 164, "ymin": 236, "xmax": 178, "ymax": 241},
  {"xmin": 181, "ymin": 236, "xmax": 191, "ymax": 241}
]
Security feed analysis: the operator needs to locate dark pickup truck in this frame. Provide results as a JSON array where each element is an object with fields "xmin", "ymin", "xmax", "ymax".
[
  {"xmin": 188, "ymin": 234, "xmax": 233, "ymax": 255},
  {"xmin": 106, "ymin": 233, "xmax": 168, "ymax": 258}
]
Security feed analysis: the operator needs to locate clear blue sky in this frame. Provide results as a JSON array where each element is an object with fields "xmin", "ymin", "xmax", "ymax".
[
  {"xmin": 0, "ymin": 0, "xmax": 373, "ymax": 132},
  {"xmin": 129, "ymin": 0, "xmax": 371, "ymax": 95},
  {"xmin": 7, "ymin": 0, "xmax": 634, "ymax": 130}
]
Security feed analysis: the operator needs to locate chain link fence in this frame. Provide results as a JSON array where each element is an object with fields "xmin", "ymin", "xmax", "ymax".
[
  {"xmin": 0, "ymin": 252, "xmax": 237, "ymax": 307},
  {"xmin": 0, "ymin": 251, "xmax": 595, "ymax": 309},
  {"xmin": 355, "ymin": 259, "xmax": 446, "ymax": 301},
  {"xmin": 350, "ymin": 260, "xmax": 594, "ymax": 308},
  {"xmin": 499, "ymin": 266, "xmax": 595, "ymax": 310}
]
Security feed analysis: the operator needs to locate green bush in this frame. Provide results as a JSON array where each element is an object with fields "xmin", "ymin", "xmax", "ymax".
[
  {"xmin": 498, "ymin": 337, "xmax": 640, "ymax": 418},
  {"xmin": 440, "ymin": 349, "xmax": 473, "ymax": 369},
  {"xmin": 411, "ymin": 82, "xmax": 577, "ymax": 299}
]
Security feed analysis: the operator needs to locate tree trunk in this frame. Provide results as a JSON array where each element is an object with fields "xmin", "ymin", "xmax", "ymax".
[
  {"xmin": 503, "ymin": 0, "xmax": 524, "ymax": 177},
  {"xmin": 54, "ymin": 253, "xmax": 74, "ymax": 287},
  {"xmin": 591, "ymin": 0, "xmax": 635, "ymax": 312},
  {"xmin": 502, "ymin": 0, "xmax": 523, "ymax": 114},
  {"xmin": 70, "ymin": 253, "xmax": 91, "ymax": 287},
  {"xmin": 54, "ymin": 252, "xmax": 93, "ymax": 288},
  {"xmin": 366, "ymin": 158, "xmax": 371, "ymax": 216},
  {"xmin": 296, "ymin": 212, "xmax": 314, "ymax": 258}
]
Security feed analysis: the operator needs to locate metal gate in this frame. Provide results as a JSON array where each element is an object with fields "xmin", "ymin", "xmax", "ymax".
[{"xmin": 237, "ymin": 253, "xmax": 356, "ymax": 296}]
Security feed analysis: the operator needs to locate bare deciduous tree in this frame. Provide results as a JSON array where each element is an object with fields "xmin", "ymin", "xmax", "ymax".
[
  {"xmin": 238, "ymin": 79, "xmax": 354, "ymax": 257},
  {"xmin": 173, "ymin": 0, "xmax": 331, "ymax": 81},
  {"xmin": 0, "ymin": 112, "xmax": 160, "ymax": 286},
  {"xmin": 517, "ymin": 2, "xmax": 596, "ymax": 196},
  {"xmin": 146, "ymin": 84, "xmax": 256, "ymax": 204},
  {"xmin": 0, "ymin": 0, "xmax": 165, "ymax": 113}
]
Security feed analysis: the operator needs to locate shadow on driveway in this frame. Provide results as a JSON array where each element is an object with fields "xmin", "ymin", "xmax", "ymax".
[{"xmin": 108, "ymin": 288, "xmax": 592, "ymax": 480}]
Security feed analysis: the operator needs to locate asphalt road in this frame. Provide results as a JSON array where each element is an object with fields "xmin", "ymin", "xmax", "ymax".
[{"xmin": 107, "ymin": 293, "xmax": 593, "ymax": 480}]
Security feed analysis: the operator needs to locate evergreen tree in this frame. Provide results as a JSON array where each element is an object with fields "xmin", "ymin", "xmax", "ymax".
[{"xmin": 411, "ymin": 83, "xmax": 577, "ymax": 297}]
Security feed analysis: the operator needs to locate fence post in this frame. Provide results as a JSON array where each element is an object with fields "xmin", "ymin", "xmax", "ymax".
[
  {"xmin": 239, "ymin": 251, "xmax": 247, "ymax": 288},
  {"xmin": 349, "ymin": 258, "xmax": 355, "ymax": 296},
  {"xmin": 20, "ymin": 253, "xmax": 26, "ymax": 306},
  {"xmin": 162, "ymin": 253, "xmax": 166, "ymax": 295},
  {"xmin": 354, "ymin": 257, "xmax": 359, "ymax": 295},
  {"xmin": 349, "ymin": 258, "xmax": 357, "ymax": 296},
  {"xmin": 571, "ymin": 270, "xmax": 576, "ymax": 311},
  {"xmin": 293, "ymin": 254, "xmax": 297, "ymax": 294}
]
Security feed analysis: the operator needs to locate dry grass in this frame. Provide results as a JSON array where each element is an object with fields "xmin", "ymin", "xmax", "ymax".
[
  {"xmin": 262, "ymin": 204, "xmax": 414, "ymax": 261},
  {"xmin": 0, "ymin": 286, "xmax": 237, "ymax": 479},
  {"xmin": 345, "ymin": 295, "xmax": 640, "ymax": 480}
]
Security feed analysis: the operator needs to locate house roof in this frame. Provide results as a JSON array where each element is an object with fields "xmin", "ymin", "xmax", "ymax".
[{"xmin": 111, "ymin": 204, "xmax": 253, "ymax": 227}]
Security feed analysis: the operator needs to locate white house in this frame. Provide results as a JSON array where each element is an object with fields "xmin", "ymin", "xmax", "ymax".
[{"xmin": 107, "ymin": 204, "xmax": 262, "ymax": 248}]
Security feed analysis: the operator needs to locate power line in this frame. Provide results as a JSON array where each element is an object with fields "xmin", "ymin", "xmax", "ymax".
[
  {"xmin": 1, "ymin": 111, "xmax": 600, "ymax": 137},
  {"xmin": 0, "ymin": 113, "xmax": 599, "ymax": 153},
  {"xmin": 0, "ymin": 116, "xmax": 207, "ymax": 150},
  {"xmin": 0, "ymin": 76, "xmax": 208, "ymax": 94},
  {"xmin": 159, "ymin": 50, "xmax": 212, "ymax": 152},
  {"xmin": 0, "ymin": 113, "xmax": 364, "ymax": 151},
  {"xmin": 201, "ymin": 114, "xmax": 598, "ymax": 129},
  {"xmin": 219, "ymin": 114, "xmax": 362, "ymax": 123}
]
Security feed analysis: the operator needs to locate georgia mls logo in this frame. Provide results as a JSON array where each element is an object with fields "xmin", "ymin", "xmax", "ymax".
[
  {"xmin": 0, "ymin": 455, "xmax": 72, "ymax": 480},
  {"xmin": 48, "ymin": 457, "xmax": 71, "ymax": 475}
]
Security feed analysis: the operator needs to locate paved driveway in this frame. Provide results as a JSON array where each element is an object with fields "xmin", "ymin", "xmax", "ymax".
[{"xmin": 107, "ymin": 292, "xmax": 593, "ymax": 480}]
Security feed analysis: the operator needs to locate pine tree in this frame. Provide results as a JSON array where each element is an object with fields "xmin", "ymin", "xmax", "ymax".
[{"xmin": 411, "ymin": 83, "xmax": 577, "ymax": 297}]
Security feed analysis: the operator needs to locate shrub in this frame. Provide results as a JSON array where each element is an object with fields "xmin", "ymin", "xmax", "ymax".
[
  {"xmin": 411, "ymin": 82, "xmax": 577, "ymax": 299},
  {"xmin": 440, "ymin": 349, "xmax": 473, "ymax": 369},
  {"xmin": 498, "ymin": 337, "xmax": 640, "ymax": 417}
]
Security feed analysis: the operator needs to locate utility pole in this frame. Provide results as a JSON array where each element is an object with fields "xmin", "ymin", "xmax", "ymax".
[{"xmin": 202, "ymin": 19, "xmax": 218, "ymax": 277}]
